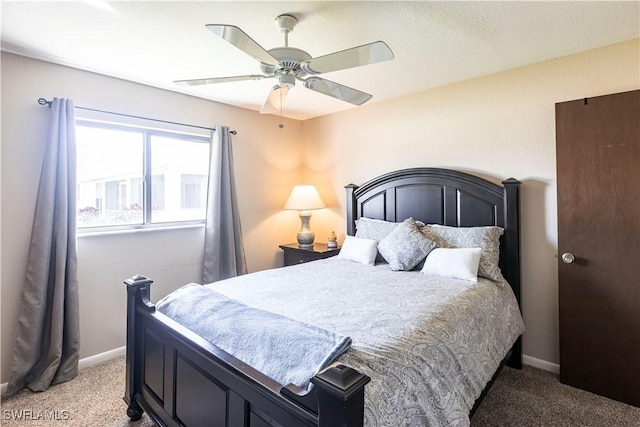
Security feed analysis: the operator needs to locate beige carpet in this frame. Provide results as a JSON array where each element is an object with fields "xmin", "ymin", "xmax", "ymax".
[
  {"xmin": 1, "ymin": 357, "xmax": 639, "ymax": 426},
  {"xmin": 0, "ymin": 357, "xmax": 153, "ymax": 427},
  {"xmin": 471, "ymin": 365, "xmax": 640, "ymax": 427}
]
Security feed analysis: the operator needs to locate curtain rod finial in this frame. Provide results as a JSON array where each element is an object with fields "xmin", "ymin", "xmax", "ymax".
[{"xmin": 38, "ymin": 98, "xmax": 52, "ymax": 107}]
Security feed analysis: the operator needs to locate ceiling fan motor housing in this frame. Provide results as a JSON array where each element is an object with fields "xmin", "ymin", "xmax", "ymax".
[{"xmin": 261, "ymin": 47, "xmax": 311, "ymax": 75}]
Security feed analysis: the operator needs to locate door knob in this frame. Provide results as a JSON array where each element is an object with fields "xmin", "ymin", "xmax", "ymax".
[{"xmin": 561, "ymin": 253, "xmax": 575, "ymax": 264}]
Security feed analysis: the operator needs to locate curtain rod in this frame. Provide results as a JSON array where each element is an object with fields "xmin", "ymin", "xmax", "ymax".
[{"xmin": 37, "ymin": 98, "xmax": 237, "ymax": 135}]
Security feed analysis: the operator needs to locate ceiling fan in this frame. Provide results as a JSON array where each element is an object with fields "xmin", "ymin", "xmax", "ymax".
[{"xmin": 174, "ymin": 14, "xmax": 394, "ymax": 115}]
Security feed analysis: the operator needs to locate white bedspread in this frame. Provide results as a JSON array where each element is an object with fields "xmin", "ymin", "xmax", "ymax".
[{"xmin": 204, "ymin": 258, "xmax": 524, "ymax": 427}]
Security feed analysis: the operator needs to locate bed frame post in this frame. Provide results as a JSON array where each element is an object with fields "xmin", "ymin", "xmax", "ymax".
[
  {"xmin": 502, "ymin": 178, "xmax": 523, "ymax": 370},
  {"xmin": 311, "ymin": 364, "xmax": 371, "ymax": 427},
  {"xmin": 123, "ymin": 275, "xmax": 155, "ymax": 421},
  {"xmin": 345, "ymin": 184, "xmax": 358, "ymax": 236}
]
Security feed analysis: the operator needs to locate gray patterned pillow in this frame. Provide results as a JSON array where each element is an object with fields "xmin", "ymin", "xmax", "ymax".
[
  {"xmin": 378, "ymin": 218, "xmax": 437, "ymax": 271},
  {"xmin": 355, "ymin": 217, "xmax": 399, "ymax": 241},
  {"xmin": 420, "ymin": 224, "xmax": 505, "ymax": 282},
  {"xmin": 355, "ymin": 217, "xmax": 427, "ymax": 241}
]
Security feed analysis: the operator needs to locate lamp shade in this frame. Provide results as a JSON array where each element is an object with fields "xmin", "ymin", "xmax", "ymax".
[{"xmin": 284, "ymin": 185, "xmax": 325, "ymax": 210}]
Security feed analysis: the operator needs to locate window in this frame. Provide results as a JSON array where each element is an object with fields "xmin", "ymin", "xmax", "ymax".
[
  {"xmin": 76, "ymin": 121, "xmax": 210, "ymax": 231},
  {"xmin": 181, "ymin": 174, "xmax": 208, "ymax": 210}
]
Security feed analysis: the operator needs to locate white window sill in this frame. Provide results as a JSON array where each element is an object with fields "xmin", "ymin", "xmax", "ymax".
[{"xmin": 77, "ymin": 223, "xmax": 204, "ymax": 238}]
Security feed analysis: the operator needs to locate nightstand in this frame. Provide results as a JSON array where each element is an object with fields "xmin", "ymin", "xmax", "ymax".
[{"xmin": 279, "ymin": 242, "xmax": 341, "ymax": 266}]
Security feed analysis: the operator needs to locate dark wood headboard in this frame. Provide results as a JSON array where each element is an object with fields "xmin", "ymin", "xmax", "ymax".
[{"xmin": 345, "ymin": 167, "xmax": 521, "ymax": 307}]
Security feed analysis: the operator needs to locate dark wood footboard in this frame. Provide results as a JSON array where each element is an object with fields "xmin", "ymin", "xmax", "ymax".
[{"xmin": 124, "ymin": 275, "xmax": 370, "ymax": 427}]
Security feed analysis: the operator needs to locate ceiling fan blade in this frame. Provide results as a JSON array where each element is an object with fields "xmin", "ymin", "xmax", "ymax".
[
  {"xmin": 174, "ymin": 74, "xmax": 269, "ymax": 86},
  {"xmin": 261, "ymin": 86, "xmax": 289, "ymax": 115},
  {"xmin": 303, "ymin": 77, "xmax": 372, "ymax": 105},
  {"xmin": 206, "ymin": 24, "xmax": 279, "ymax": 66},
  {"xmin": 301, "ymin": 41, "xmax": 394, "ymax": 75}
]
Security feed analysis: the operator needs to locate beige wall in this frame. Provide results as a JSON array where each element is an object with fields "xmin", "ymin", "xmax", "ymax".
[
  {"xmin": 0, "ymin": 52, "xmax": 305, "ymax": 383},
  {"xmin": 302, "ymin": 39, "xmax": 640, "ymax": 366}
]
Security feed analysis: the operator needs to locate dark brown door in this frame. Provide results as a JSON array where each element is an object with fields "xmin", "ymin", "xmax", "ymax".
[{"xmin": 556, "ymin": 90, "xmax": 640, "ymax": 407}]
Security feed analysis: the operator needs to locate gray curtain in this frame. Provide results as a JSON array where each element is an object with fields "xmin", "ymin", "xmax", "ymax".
[
  {"xmin": 202, "ymin": 126, "xmax": 247, "ymax": 283},
  {"xmin": 6, "ymin": 98, "xmax": 80, "ymax": 396}
]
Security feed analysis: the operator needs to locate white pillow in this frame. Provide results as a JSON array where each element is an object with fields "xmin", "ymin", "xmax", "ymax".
[
  {"xmin": 420, "ymin": 225, "xmax": 505, "ymax": 282},
  {"xmin": 337, "ymin": 236, "xmax": 378, "ymax": 266},
  {"xmin": 420, "ymin": 248, "xmax": 482, "ymax": 282}
]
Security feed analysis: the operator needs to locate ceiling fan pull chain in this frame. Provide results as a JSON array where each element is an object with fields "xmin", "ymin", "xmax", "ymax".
[{"xmin": 279, "ymin": 89, "xmax": 285, "ymax": 129}]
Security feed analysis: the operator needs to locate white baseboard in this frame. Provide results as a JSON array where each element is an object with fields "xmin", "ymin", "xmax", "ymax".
[
  {"xmin": 1, "ymin": 346, "xmax": 126, "ymax": 395},
  {"xmin": 78, "ymin": 346, "xmax": 126, "ymax": 371},
  {"xmin": 523, "ymin": 354, "xmax": 560, "ymax": 374}
]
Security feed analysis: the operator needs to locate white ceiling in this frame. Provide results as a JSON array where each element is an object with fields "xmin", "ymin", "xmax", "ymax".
[{"xmin": 2, "ymin": 1, "xmax": 638, "ymax": 120}]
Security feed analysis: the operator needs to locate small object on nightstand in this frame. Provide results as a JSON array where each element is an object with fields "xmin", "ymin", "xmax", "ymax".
[
  {"xmin": 279, "ymin": 242, "xmax": 341, "ymax": 267},
  {"xmin": 327, "ymin": 231, "xmax": 338, "ymax": 249}
]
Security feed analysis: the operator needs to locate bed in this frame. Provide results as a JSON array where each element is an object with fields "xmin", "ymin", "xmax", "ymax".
[{"xmin": 124, "ymin": 167, "xmax": 524, "ymax": 426}]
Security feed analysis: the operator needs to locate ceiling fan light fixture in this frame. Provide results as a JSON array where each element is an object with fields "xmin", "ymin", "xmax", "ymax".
[{"xmin": 278, "ymin": 73, "xmax": 295, "ymax": 88}]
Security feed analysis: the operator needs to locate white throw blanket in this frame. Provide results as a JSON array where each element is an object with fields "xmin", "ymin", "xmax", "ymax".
[{"xmin": 156, "ymin": 283, "xmax": 351, "ymax": 395}]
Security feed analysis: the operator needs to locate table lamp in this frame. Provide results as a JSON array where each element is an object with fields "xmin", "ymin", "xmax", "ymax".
[{"xmin": 284, "ymin": 185, "xmax": 325, "ymax": 248}]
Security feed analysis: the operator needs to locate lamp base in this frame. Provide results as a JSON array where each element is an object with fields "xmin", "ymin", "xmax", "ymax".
[
  {"xmin": 296, "ymin": 211, "xmax": 315, "ymax": 248},
  {"xmin": 297, "ymin": 241, "xmax": 314, "ymax": 249}
]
